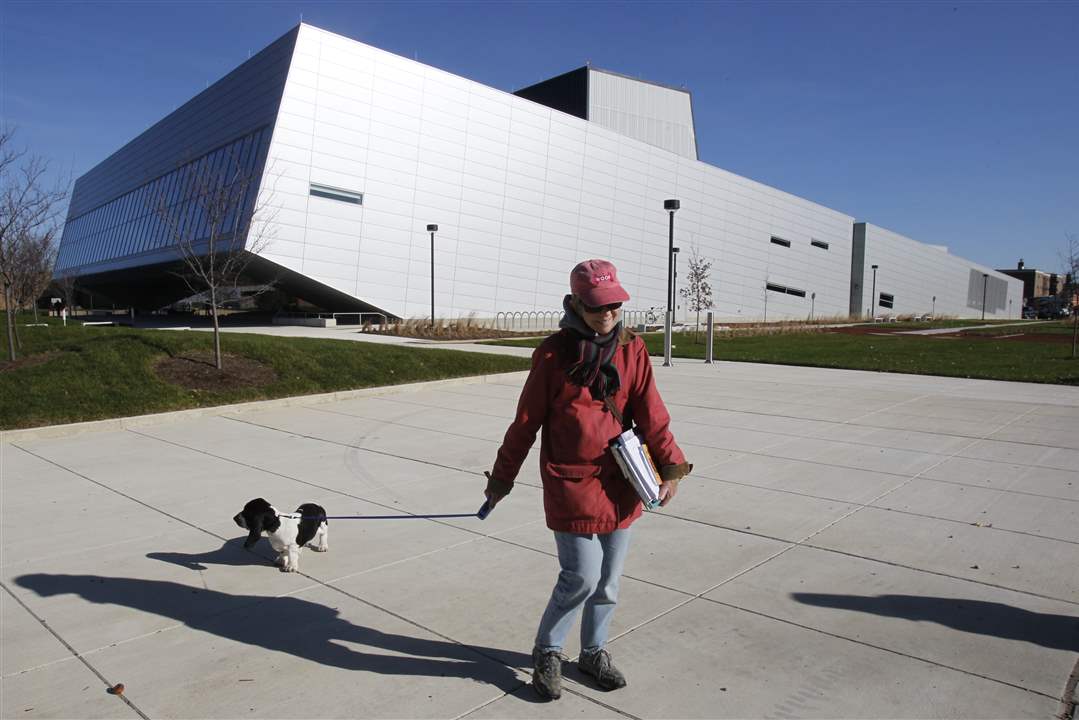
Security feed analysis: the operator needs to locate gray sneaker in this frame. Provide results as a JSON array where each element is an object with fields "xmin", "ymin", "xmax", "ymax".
[
  {"xmin": 578, "ymin": 648, "xmax": 627, "ymax": 690},
  {"xmin": 532, "ymin": 647, "xmax": 564, "ymax": 700}
]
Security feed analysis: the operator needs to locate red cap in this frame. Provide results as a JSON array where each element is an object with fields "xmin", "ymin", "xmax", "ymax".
[{"xmin": 570, "ymin": 259, "xmax": 630, "ymax": 307}]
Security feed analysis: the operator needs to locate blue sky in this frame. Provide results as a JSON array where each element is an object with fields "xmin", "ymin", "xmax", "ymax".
[{"xmin": 3, "ymin": 0, "xmax": 1076, "ymax": 272}]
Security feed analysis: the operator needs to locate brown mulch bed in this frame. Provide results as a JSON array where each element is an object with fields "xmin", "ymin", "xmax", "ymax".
[
  {"xmin": 826, "ymin": 325, "xmax": 919, "ymax": 336},
  {"xmin": 0, "ymin": 350, "xmax": 62, "ymax": 373},
  {"xmin": 153, "ymin": 351, "xmax": 277, "ymax": 392}
]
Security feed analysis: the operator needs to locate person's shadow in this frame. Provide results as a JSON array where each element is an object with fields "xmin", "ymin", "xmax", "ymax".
[
  {"xmin": 791, "ymin": 593, "xmax": 1079, "ymax": 652},
  {"xmin": 15, "ymin": 572, "xmax": 535, "ymax": 694}
]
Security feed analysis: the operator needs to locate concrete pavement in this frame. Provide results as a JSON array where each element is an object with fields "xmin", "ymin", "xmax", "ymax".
[{"xmin": 2, "ymin": 356, "xmax": 1078, "ymax": 718}]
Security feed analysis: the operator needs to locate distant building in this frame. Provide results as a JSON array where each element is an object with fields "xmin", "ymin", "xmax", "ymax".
[
  {"xmin": 996, "ymin": 259, "xmax": 1066, "ymax": 305},
  {"xmin": 53, "ymin": 23, "xmax": 1022, "ymax": 321}
]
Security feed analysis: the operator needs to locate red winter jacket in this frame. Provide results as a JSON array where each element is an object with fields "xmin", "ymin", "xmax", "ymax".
[{"xmin": 490, "ymin": 329, "xmax": 689, "ymax": 534}]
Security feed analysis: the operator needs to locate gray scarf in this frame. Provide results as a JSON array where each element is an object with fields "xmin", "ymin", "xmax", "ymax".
[{"xmin": 559, "ymin": 294, "xmax": 622, "ymax": 400}]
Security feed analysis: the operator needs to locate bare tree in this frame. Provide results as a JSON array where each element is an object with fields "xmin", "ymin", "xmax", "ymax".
[
  {"xmin": 12, "ymin": 231, "xmax": 57, "ymax": 323},
  {"xmin": 54, "ymin": 269, "xmax": 79, "ymax": 316},
  {"xmin": 0, "ymin": 128, "xmax": 68, "ymax": 360},
  {"xmin": 678, "ymin": 243, "xmax": 714, "ymax": 341},
  {"xmin": 158, "ymin": 149, "xmax": 276, "ymax": 370},
  {"xmin": 1061, "ymin": 232, "xmax": 1079, "ymax": 359}
]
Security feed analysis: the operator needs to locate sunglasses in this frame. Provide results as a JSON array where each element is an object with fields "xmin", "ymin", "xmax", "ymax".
[{"xmin": 581, "ymin": 301, "xmax": 623, "ymax": 314}]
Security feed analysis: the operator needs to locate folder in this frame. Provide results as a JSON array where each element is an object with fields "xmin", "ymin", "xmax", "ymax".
[{"xmin": 609, "ymin": 429, "xmax": 663, "ymax": 509}]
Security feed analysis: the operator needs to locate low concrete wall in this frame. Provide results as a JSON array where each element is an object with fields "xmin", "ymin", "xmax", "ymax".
[{"xmin": 272, "ymin": 316, "xmax": 336, "ymax": 327}]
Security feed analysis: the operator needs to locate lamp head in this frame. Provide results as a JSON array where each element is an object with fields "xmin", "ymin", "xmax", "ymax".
[
  {"xmin": 426, "ymin": 224, "xmax": 438, "ymax": 232},
  {"xmin": 664, "ymin": 199, "xmax": 680, "ymax": 211}
]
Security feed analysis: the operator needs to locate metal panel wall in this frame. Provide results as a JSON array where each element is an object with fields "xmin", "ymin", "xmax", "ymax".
[
  {"xmin": 587, "ymin": 69, "xmax": 697, "ymax": 160},
  {"xmin": 852, "ymin": 223, "xmax": 1022, "ymax": 319}
]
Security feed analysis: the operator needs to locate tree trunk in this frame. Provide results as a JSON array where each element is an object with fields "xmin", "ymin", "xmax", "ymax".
[
  {"xmin": 210, "ymin": 289, "xmax": 223, "ymax": 370},
  {"xmin": 1072, "ymin": 310, "xmax": 1077, "ymax": 359},
  {"xmin": 5, "ymin": 288, "xmax": 17, "ymax": 361}
]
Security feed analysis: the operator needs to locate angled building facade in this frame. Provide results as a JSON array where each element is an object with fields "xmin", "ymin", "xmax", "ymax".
[{"xmin": 55, "ymin": 23, "xmax": 1021, "ymax": 321}]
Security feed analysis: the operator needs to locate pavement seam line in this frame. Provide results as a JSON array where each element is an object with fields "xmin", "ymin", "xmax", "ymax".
[
  {"xmin": 686, "ymin": 471, "xmax": 1079, "ymax": 545},
  {"xmin": 125, "ymin": 425, "xmax": 502, "ymax": 533},
  {"xmin": 10, "ymin": 443, "xmax": 233, "ymax": 543},
  {"xmin": 0, "ymin": 580, "xmax": 152, "ymax": 719},
  {"xmin": 699, "ymin": 595, "xmax": 1064, "ymax": 702},
  {"xmin": 0, "ymin": 532, "xmax": 172, "ymax": 572},
  {"xmin": 669, "ymin": 399, "xmax": 1076, "ymax": 452},
  {"xmin": 684, "ymin": 439, "xmax": 1078, "ymax": 502}
]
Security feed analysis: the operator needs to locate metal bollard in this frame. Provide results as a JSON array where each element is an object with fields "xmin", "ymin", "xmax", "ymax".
[
  {"xmin": 705, "ymin": 311, "xmax": 714, "ymax": 364},
  {"xmin": 662, "ymin": 311, "xmax": 673, "ymax": 367}
]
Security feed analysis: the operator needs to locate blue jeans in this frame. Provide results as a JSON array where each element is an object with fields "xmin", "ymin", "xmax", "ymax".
[{"xmin": 534, "ymin": 528, "xmax": 632, "ymax": 654}]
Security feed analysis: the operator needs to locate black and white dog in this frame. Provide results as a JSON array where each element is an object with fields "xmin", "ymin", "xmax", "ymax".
[{"xmin": 233, "ymin": 498, "xmax": 329, "ymax": 573}]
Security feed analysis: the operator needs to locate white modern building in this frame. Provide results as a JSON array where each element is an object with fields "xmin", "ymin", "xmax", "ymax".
[{"xmin": 54, "ymin": 23, "xmax": 1021, "ymax": 321}]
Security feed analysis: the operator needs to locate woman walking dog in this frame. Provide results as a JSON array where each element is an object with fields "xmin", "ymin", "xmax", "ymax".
[{"xmin": 484, "ymin": 258, "xmax": 692, "ymax": 700}]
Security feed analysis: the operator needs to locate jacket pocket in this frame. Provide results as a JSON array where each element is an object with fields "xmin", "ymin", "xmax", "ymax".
[{"xmin": 544, "ymin": 461, "xmax": 601, "ymax": 480}]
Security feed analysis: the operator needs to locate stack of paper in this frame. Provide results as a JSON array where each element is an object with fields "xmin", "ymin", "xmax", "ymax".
[{"xmin": 610, "ymin": 429, "xmax": 663, "ymax": 509}]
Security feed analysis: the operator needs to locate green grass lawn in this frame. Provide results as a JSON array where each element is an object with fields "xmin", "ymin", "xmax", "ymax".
[
  {"xmin": 957, "ymin": 319, "xmax": 1077, "ymax": 336},
  {"xmin": 486, "ymin": 322, "xmax": 1079, "ymax": 385},
  {"xmin": 0, "ymin": 318, "xmax": 530, "ymax": 430}
]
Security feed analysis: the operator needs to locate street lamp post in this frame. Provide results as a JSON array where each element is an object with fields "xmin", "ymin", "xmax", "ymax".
[
  {"xmin": 870, "ymin": 264, "xmax": 879, "ymax": 319},
  {"xmin": 932, "ymin": 295, "xmax": 936, "ymax": 317},
  {"xmin": 673, "ymin": 246, "xmax": 680, "ymax": 319},
  {"xmin": 811, "ymin": 291, "xmax": 816, "ymax": 321},
  {"xmin": 427, "ymin": 224, "xmax": 438, "ymax": 328},
  {"xmin": 663, "ymin": 199, "xmax": 680, "ymax": 367},
  {"xmin": 981, "ymin": 273, "xmax": 989, "ymax": 321}
]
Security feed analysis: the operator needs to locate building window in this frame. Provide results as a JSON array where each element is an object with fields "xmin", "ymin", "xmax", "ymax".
[
  {"xmin": 811, "ymin": 239, "xmax": 829, "ymax": 250},
  {"xmin": 310, "ymin": 183, "xmax": 363, "ymax": 205},
  {"xmin": 879, "ymin": 292, "xmax": 894, "ymax": 309},
  {"xmin": 770, "ymin": 236, "xmax": 791, "ymax": 248},
  {"xmin": 767, "ymin": 282, "xmax": 807, "ymax": 298}
]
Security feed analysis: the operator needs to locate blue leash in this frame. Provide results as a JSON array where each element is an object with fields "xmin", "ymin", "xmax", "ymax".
[
  {"xmin": 317, "ymin": 513, "xmax": 477, "ymax": 520},
  {"xmin": 304, "ymin": 500, "xmax": 493, "ymax": 522}
]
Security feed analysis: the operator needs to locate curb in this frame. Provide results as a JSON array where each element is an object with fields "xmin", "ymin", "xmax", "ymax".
[{"xmin": 1, "ymin": 370, "xmax": 531, "ymax": 444}]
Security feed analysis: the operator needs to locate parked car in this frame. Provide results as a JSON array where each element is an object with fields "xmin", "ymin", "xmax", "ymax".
[{"xmin": 1022, "ymin": 307, "xmax": 1037, "ymax": 319}]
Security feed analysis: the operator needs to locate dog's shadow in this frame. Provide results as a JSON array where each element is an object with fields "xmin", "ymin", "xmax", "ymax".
[
  {"xmin": 147, "ymin": 537, "xmax": 273, "ymax": 571},
  {"xmin": 15, "ymin": 572, "xmax": 538, "ymax": 697}
]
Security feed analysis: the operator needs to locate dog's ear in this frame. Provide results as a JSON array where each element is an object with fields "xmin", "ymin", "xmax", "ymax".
[
  {"xmin": 243, "ymin": 510, "xmax": 273, "ymax": 549},
  {"xmin": 261, "ymin": 510, "xmax": 281, "ymax": 533},
  {"xmin": 243, "ymin": 514, "xmax": 262, "ymax": 548}
]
